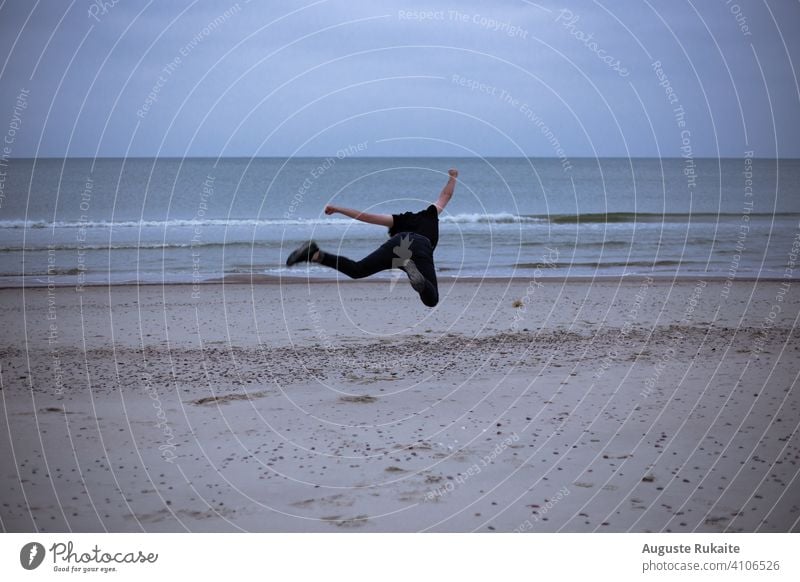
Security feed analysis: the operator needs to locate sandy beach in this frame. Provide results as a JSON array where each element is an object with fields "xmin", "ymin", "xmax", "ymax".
[{"xmin": 1, "ymin": 277, "xmax": 798, "ymax": 532}]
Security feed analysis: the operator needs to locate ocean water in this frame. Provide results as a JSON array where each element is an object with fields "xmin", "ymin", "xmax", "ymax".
[{"xmin": 0, "ymin": 157, "xmax": 798, "ymax": 286}]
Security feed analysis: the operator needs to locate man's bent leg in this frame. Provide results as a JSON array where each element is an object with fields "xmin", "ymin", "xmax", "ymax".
[
  {"xmin": 408, "ymin": 256, "xmax": 439, "ymax": 307},
  {"xmin": 406, "ymin": 235, "xmax": 439, "ymax": 307}
]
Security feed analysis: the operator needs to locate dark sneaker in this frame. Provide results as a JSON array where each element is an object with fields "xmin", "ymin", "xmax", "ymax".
[
  {"xmin": 402, "ymin": 259, "xmax": 427, "ymax": 293},
  {"xmin": 286, "ymin": 241, "xmax": 320, "ymax": 266}
]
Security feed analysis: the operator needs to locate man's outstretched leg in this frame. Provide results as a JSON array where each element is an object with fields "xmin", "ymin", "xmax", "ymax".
[{"xmin": 286, "ymin": 238, "xmax": 395, "ymax": 278}]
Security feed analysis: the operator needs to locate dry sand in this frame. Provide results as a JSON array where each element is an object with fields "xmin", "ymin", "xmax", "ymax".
[{"xmin": 1, "ymin": 277, "xmax": 798, "ymax": 532}]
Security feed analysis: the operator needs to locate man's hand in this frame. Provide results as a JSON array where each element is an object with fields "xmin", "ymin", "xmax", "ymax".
[
  {"xmin": 448, "ymin": 168, "xmax": 458, "ymax": 179},
  {"xmin": 324, "ymin": 205, "xmax": 337, "ymax": 215}
]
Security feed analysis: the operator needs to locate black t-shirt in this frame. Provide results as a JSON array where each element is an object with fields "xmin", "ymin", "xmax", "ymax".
[{"xmin": 389, "ymin": 204, "xmax": 439, "ymax": 249}]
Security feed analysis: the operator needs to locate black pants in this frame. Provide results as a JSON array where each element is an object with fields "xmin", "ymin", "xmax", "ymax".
[{"xmin": 318, "ymin": 233, "xmax": 439, "ymax": 307}]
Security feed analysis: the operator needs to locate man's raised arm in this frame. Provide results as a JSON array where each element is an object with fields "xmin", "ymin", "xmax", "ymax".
[
  {"xmin": 325, "ymin": 205, "xmax": 394, "ymax": 228},
  {"xmin": 434, "ymin": 168, "xmax": 458, "ymax": 214}
]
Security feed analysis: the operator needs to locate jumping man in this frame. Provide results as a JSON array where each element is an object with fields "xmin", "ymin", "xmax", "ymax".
[{"xmin": 285, "ymin": 168, "xmax": 458, "ymax": 307}]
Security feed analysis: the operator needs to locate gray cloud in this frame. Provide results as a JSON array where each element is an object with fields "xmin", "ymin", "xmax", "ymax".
[{"xmin": 1, "ymin": 0, "xmax": 798, "ymax": 157}]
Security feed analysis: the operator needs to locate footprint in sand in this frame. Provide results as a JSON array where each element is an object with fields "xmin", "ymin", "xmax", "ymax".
[
  {"xmin": 339, "ymin": 394, "xmax": 377, "ymax": 404},
  {"xmin": 322, "ymin": 514, "xmax": 369, "ymax": 528},
  {"xmin": 291, "ymin": 494, "xmax": 355, "ymax": 509},
  {"xmin": 191, "ymin": 391, "xmax": 268, "ymax": 405},
  {"xmin": 127, "ymin": 507, "xmax": 234, "ymax": 523},
  {"xmin": 39, "ymin": 407, "xmax": 71, "ymax": 413}
]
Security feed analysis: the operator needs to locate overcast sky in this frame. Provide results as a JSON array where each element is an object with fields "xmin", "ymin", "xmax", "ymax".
[{"xmin": 1, "ymin": 0, "xmax": 798, "ymax": 158}]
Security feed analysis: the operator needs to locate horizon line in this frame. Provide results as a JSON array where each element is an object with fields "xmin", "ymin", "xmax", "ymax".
[{"xmin": 5, "ymin": 155, "xmax": 799, "ymax": 161}]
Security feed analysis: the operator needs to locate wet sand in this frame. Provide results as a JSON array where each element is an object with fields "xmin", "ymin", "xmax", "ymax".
[{"xmin": 1, "ymin": 278, "xmax": 798, "ymax": 532}]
